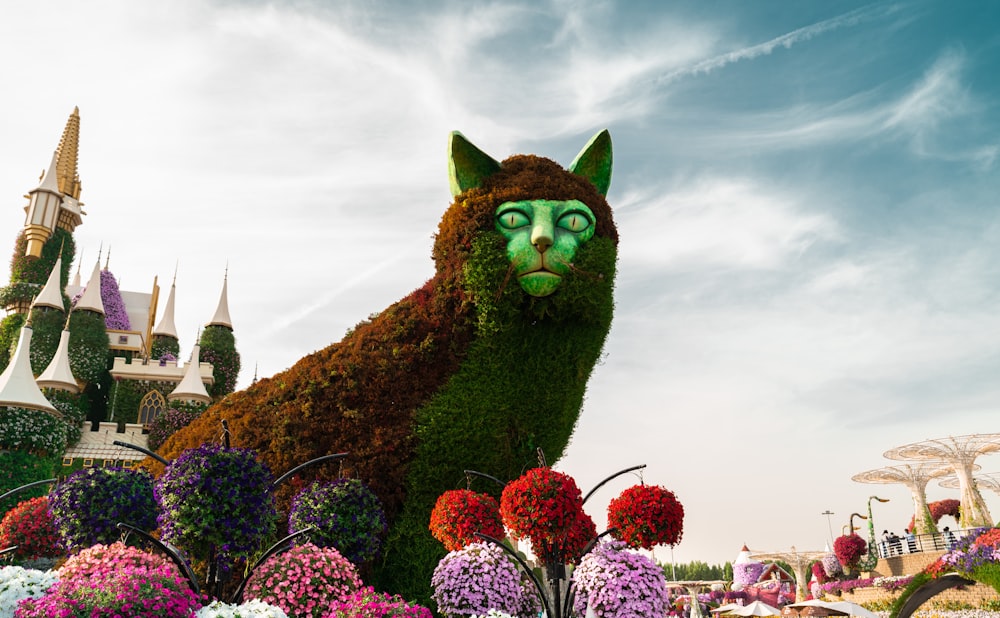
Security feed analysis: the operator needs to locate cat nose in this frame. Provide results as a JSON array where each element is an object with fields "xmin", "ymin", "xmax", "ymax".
[{"xmin": 531, "ymin": 225, "xmax": 553, "ymax": 253}]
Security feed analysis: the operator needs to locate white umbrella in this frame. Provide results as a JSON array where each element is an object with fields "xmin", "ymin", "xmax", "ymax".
[
  {"xmin": 725, "ymin": 601, "xmax": 783, "ymax": 616},
  {"xmin": 712, "ymin": 603, "xmax": 745, "ymax": 614},
  {"xmin": 785, "ymin": 600, "xmax": 878, "ymax": 618}
]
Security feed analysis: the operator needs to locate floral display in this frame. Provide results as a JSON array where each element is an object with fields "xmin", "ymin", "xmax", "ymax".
[
  {"xmin": 0, "ymin": 566, "xmax": 58, "ymax": 617},
  {"xmin": 155, "ymin": 443, "xmax": 276, "ymax": 560},
  {"xmin": 821, "ymin": 552, "xmax": 843, "ymax": 578},
  {"xmin": 0, "ymin": 496, "xmax": 61, "ymax": 560},
  {"xmin": 243, "ymin": 543, "xmax": 361, "ymax": 618},
  {"xmin": 571, "ymin": 540, "xmax": 669, "ymax": 618},
  {"xmin": 430, "ymin": 542, "xmax": 540, "ymax": 618},
  {"xmin": 14, "ymin": 562, "xmax": 202, "ymax": 618},
  {"xmin": 607, "ymin": 484, "xmax": 684, "ymax": 549},
  {"xmin": 907, "ymin": 499, "xmax": 963, "ymax": 532},
  {"xmin": 469, "ymin": 612, "xmax": 516, "ymax": 618},
  {"xmin": 200, "ymin": 324, "xmax": 241, "ymax": 398},
  {"xmin": 0, "ymin": 406, "xmax": 69, "ymax": 456},
  {"xmin": 289, "ymin": 479, "xmax": 387, "ymax": 564},
  {"xmin": 733, "ymin": 560, "xmax": 764, "ymax": 586},
  {"xmin": 326, "ymin": 586, "xmax": 432, "ymax": 618},
  {"xmin": 57, "ymin": 542, "xmax": 177, "ymax": 580},
  {"xmin": 938, "ymin": 527, "xmax": 1000, "ymax": 591},
  {"xmin": 428, "ymin": 489, "xmax": 504, "ymax": 552},
  {"xmin": 147, "ymin": 405, "xmax": 203, "ymax": 451},
  {"xmin": 48, "ymin": 467, "xmax": 158, "ymax": 552},
  {"xmin": 99, "ymin": 269, "xmax": 131, "ymax": 330},
  {"xmin": 833, "ymin": 533, "xmax": 867, "ymax": 570},
  {"xmin": 500, "ymin": 467, "xmax": 584, "ymax": 557},
  {"xmin": 197, "ymin": 599, "xmax": 290, "ymax": 618},
  {"xmin": 531, "ymin": 507, "xmax": 597, "ymax": 565}
]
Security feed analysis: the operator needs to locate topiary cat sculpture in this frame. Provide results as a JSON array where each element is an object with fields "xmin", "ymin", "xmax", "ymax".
[{"xmin": 159, "ymin": 130, "xmax": 618, "ymax": 602}]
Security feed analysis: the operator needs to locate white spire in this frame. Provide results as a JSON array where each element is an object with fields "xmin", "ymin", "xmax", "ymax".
[
  {"xmin": 33, "ymin": 255, "xmax": 65, "ymax": 311},
  {"xmin": 36, "ymin": 151, "xmax": 62, "ymax": 194},
  {"xmin": 72, "ymin": 251, "xmax": 83, "ymax": 287},
  {"xmin": 153, "ymin": 272, "xmax": 178, "ymax": 338},
  {"xmin": 75, "ymin": 260, "xmax": 105, "ymax": 315},
  {"xmin": 206, "ymin": 269, "xmax": 232, "ymax": 329},
  {"xmin": 37, "ymin": 326, "xmax": 79, "ymax": 393},
  {"xmin": 168, "ymin": 343, "xmax": 211, "ymax": 404},
  {"xmin": 0, "ymin": 323, "xmax": 58, "ymax": 413}
]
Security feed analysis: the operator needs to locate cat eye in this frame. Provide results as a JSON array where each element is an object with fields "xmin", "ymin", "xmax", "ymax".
[
  {"xmin": 557, "ymin": 210, "xmax": 593, "ymax": 233},
  {"xmin": 497, "ymin": 209, "xmax": 531, "ymax": 230}
]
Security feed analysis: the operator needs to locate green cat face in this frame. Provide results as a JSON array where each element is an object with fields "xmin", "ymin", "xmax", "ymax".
[{"xmin": 495, "ymin": 199, "xmax": 596, "ymax": 297}]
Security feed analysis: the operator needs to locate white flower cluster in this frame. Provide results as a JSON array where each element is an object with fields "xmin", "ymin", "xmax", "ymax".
[
  {"xmin": 195, "ymin": 599, "xmax": 290, "ymax": 618},
  {"xmin": 471, "ymin": 611, "xmax": 517, "ymax": 618},
  {"xmin": 0, "ymin": 566, "xmax": 58, "ymax": 617}
]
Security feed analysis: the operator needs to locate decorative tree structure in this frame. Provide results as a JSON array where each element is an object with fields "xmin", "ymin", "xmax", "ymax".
[
  {"xmin": 939, "ymin": 472, "xmax": 1000, "ymax": 496},
  {"xmin": 884, "ymin": 434, "xmax": 1000, "ymax": 529},
  {"xmin": 852, "ymin": 464, "xmax": 952, "ymax": 535},
  {"xmin": 750, "ymin": 548, "xmax": 830, "ymax": 602}
]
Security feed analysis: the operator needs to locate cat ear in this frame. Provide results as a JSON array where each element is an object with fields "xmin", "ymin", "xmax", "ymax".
[
  {"xmin": 448, "ymin": 131, "xmax": 501, "ymax": 197},
  {"xmin": 568, "ymin": 129, "xmax": 613, "ymax": 197}
]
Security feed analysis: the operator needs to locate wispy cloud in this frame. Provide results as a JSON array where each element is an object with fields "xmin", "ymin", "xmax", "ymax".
[{"xmin": 654, "ymin": 3, "xmax": 901, "ymax": 85}]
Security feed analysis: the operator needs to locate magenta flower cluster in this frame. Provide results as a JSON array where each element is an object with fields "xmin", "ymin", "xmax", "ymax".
[
  {"xmin": 99, "ymin": 269, "xmax": 132, "ymax": 330},
  {"xmin": 430, "ymin": 542, "xmax": 539, "ymax": 618},
  {"xmin": 326, "ymin": 586, "xmax": 432, "ymax": 618},
  {"xmin": 571, "ymin": 540, "xmax": 669, "ymax": 618},
  {"xmin": 243, "ymin": 543, "xmax": 362, "ymax": 618},
  {"xmin": 15, "ymin": 545, "xmax": 201, "ymax": 618}
]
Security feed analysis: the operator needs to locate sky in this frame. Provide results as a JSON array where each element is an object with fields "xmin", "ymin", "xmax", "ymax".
[{"xmin": 2, "ymin": 0, "xmax": 1000, "ymax": 568}]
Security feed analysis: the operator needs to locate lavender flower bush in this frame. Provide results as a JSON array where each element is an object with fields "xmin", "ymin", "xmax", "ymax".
[
  {"xmin": 733, "ymin": 561, "xmax": 765, "ymax": 586},
  {"xmin": 431, "ymin": 542, "xmax": 540, "ymax": 618},
  {"xmin": 48, "ymin": 467, "xmax": 158, "ymax": 553},
  {"xmin": 571, "ymin": 540, "xmax": 669, "ymax": 618}
]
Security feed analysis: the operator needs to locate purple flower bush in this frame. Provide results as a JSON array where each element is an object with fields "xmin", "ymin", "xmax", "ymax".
[
  {"xmin": 243, "ymin": 543, "xmax": 361, "ymax": 618},
  {"xmin": 326, "ymin": 586, "xmax": 432, "ymax": 618},
  {"xmin": 821, "ymin": 552, "xmax": 843, "ymax": 578},
  {"xmin": 733, "ymin": 561, "xmax": 764, "ymax": 586},
  {"xmin": 155, "ymin": 443, "xmax": 277, "ymax": 561},
  {"xmin": 147, "ymin": 405, "xmax": 203, "ymax": 451},
  {"xmin": 431, "ymin": 542, "xmax": 540, "ymax": 618},
  {"xmin": 48, "ymin": 467, "xmax": 158, "ymax": 553},
  {"xmin": 99, "ymin": 269, "xmax": 131, "ymax": 330},
  {"xmin": 571, "ymin": 540, "xmax": 669, "ymax": 618},
  {"xmin": 289, "ymin": 479, "xmax": 387, "ymax": 564}
]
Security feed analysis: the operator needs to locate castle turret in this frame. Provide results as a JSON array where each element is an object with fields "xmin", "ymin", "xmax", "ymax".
[
  {"xmin": 75, "ymin": 260, "xmax": 105, "ymax": 315},
  {"xmin": 0, "ymin": 320, "xmax": 58, "ymax": 414},
  {"xmin": 33, "ymin": 254, "xmax": 66, "ymax": 311},
  {"xmin": 168, "ymin": 343, "xmax": 211, "ymax": 405},
  {"xmin": 206, "ymin": 269, "xmax": 232, "ymax": 329},
  {"xmin": 22, "ymin": 108, "xmax": 84, "ymax": 257},
  {"xmin": 37, "ymin": 315, "xmax": 80, "ymax": 394},
  {"xmin": 200, "ymin": 270, "xmax": 240, "ymax": 397}
]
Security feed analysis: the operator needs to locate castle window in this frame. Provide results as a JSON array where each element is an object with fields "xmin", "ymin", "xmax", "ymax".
[
  {"xmin": 138, "ymin": 390, "xmax": 167, "ymax": 425},
  {"xmin": 62, "ymin": 457, "xmax": 73, "ymax": 466},
  {"xmin": 83, "ymin": 458, "xmax": 94, "ymax": 468}
]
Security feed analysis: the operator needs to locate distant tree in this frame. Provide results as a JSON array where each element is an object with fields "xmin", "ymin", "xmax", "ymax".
[{"xmin": 665, "ymin": 560, "xmax": 733, "ymax": 581}]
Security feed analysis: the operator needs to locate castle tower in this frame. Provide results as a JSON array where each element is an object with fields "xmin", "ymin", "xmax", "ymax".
[
  {"xmin": 0, "ymin": 319, "xmax": 58, "ymax": 414},
  {"xmin": 22, "ymin": 108, "xmax": 84, "ymax": 257},
  {"xmin": 168, "ymin": 343, "xmax": 211, "ymax": 405},
  {"xmin": 37, "ymin": 316, "xmax": 80, "ymax": 394},
  {"xmin": 200, "ymin": 269, "xmax": 240, "ymax": 398},
  {"xmin": 151, "ymin": 270, "xmax": 180, "ymax": 361}
]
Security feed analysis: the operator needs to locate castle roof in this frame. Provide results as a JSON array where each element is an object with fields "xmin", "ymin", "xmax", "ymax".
[
  {"xmin": 34, "ymin": 151, "xmax": 62, "ymax": 195},
  {"xmin": 75, "ymin": 260, "xmax": 105, "ymax": 315},
  {"xmin": 169, "ymin": 343, "xmax": 211, "ymax": 404},
  {"xmin": 33, "ymin": 255, "xmax": 66, "ymax": 311},
  {"xmin": 0, "ymin": 323, "xmax": 58, "ymax": 413},
  {"xmin": 206, "ymin": 271, "xmax": 232, "ymax": 329},
  {"xmin": 153, "ymin": 273, "xmax": 178, "ymax": 338},
  {"xmin": 37, "ymin": 327, "xmax": 80, "ymax": 393}
]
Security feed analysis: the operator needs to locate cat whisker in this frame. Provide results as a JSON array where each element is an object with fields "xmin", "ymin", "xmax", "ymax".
[
  {"xmin": 550, "ymin": 256, "xmax": 604, "ymax": 281},
  {"xmin": 496, "ymin": 262, "xmax": 517, "ymax": 301}
]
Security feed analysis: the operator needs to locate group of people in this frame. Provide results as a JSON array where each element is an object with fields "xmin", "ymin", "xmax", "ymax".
[{"xmin": 880, "ymin": 526, "xmax": 958, "ymax": 557}]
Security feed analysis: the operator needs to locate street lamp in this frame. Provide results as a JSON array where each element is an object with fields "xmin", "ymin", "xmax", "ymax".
[{"xmin": 822, "ymin": 510, "xmax": 835, "ymax": 546}]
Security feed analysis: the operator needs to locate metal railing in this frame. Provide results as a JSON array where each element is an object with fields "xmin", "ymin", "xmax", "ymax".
[{"xmin": 877, "ymin": 528, "xmax": 974, "ymax": 558}]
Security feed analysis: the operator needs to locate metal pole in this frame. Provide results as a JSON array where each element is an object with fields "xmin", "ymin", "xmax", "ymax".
[{"xmin": 822, "ymin": 510, "xmax": 835, "ymax": 546}]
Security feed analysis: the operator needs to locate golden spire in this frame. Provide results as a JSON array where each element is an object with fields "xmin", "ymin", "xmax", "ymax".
[{"xmin": 55, "ymin": 107, "xmax": 82, "ymax": 199}]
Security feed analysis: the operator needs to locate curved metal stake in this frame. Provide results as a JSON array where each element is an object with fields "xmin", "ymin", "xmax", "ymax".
[
  {"xmin": 476, "ymin": 532, "xmax": 552, "ymax": 618},
  {"xmin": 0, "ymin": 478, "xmax": 57, "ymax": 507},
  {"xmin": 464, "ymin": 469, "xmax": 507, "ymax": 490},
  {"xmin": 271, "ymin": 453, "xmax": 349, "ymax": 490},
  {"xmin": 112, "ymin": 440, "xmax": 169, "ymax": 466},
  {"xmin": 116, "ymin": 522, "xmax": 200, "ymax": 595},
  {"xmin": 231, "ymin": 526, "xmax": 316, "ymax": 603},
  {"xmin": 582, "ymin": 464, "xmax": 646, "ymax": 505},
  {"xmin": 562, "ymin": 528, "xmax": 617, "ymax": 618}
]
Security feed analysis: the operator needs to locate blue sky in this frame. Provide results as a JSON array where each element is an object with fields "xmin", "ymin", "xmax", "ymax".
[{"xmin": 1, "ymin": 1, "xmax": 999, "ymax": 567}]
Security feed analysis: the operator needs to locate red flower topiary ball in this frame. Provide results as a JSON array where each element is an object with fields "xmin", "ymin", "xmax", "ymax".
[
  {"xmin": 0, "ymin": 496, "xmax": 61, "ymax": 560},
  {"xmin": 607, "ymin": 484, "xmax": 684, "ymax": 550},
  {"xmin": 500, "ymin": 467, "xmax": 584, "ymax": 546},
  {"xmin": 429, "ymin": 489, "xmax": 504, "ymax": 551}
]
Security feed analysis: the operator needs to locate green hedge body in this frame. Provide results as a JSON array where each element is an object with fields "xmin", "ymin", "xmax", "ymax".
[
  {"xmin": 159, "ymin": 154, "xmax": 618, "ymax": 606},
  {"xmin": 150, "ymin": 335, "xmax": 180, "ymax": 362},
  {"xmin": 199, "ymin": 325, "xmax": 241, "ymax": 399},
  {"xmin": 0, "ymin": 451, "xmax": 57, "ymax": 516}
]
